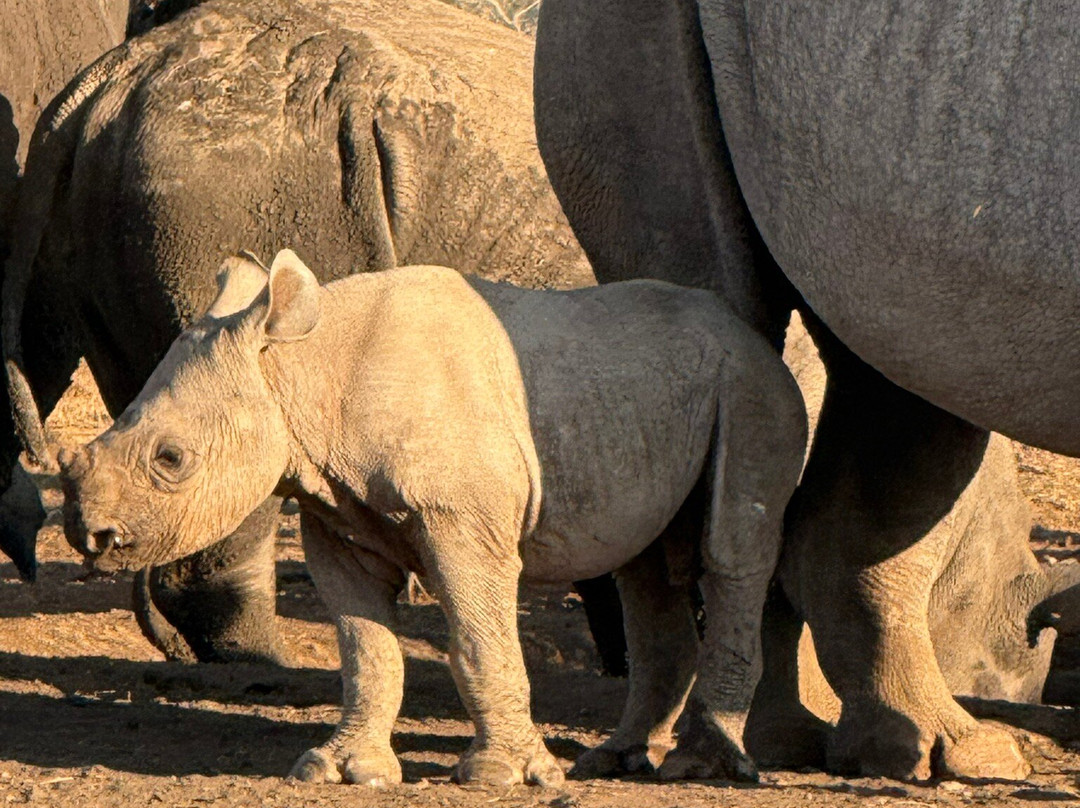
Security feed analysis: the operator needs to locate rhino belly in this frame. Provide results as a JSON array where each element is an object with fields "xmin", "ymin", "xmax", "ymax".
[
  {"xmin": 519, "ymin": 416, "xmax": 713, "ymax": 584},
  {"xmin": 704, "ymin": 0, "xmax": 1080, "ymax": 454}
]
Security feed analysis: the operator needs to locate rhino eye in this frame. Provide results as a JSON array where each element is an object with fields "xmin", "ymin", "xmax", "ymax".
[
  {"xmin": 154, "ymin": 444, "xmax": 184, "ymax": 471},
  {"xmin": 149, "ymin": 441, "xmax": 195, "ymax": 487}
]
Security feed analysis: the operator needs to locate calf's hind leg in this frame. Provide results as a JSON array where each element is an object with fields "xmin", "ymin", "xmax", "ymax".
[
  {"xmin": 570, "ymin": 494, "xmax": 702, "ymax": 777},
  {"xmin": 658, "ymin": 367, "xmax": 806, "ymax": 782}
]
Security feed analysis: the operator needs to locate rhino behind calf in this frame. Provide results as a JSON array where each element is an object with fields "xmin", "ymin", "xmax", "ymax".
[{"xmin": 59, "ymin": 249, "xmax": 806, "ymax": 786}]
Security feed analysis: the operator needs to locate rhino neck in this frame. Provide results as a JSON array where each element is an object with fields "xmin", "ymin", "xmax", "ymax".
[{"xmin": 258, "ymin": 286, "xmax": 354, "ymax": 501}]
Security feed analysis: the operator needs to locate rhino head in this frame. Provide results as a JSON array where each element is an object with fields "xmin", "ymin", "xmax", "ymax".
[{"xmin": 59, "ymin": 249, "xmax": 320, "ymax": 571}]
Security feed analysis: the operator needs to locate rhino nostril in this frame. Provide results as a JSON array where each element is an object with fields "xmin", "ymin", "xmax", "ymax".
[{"xmin": 88, "ymin": 528, "xmax": 118, "ymax": 556}]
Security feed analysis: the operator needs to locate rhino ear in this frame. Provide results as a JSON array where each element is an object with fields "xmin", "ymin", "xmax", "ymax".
[
  {"xmin": 208, "ymin": 252, "xmax": 269, "ymax": 319},
  {"xmin": 264, "ymin": 249, "xmax": 321, "ymax": 342}
]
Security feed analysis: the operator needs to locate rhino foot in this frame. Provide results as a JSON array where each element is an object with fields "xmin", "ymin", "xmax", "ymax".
[
  {"xmin": 569, "ymin": 741, "xmax": 666, "ymax": 779},
  {"xmin": 829, "ymin": 707, "xmax": 1030, "ymax": 782},
  {"xmin": 655, "ymin": 712, "xmax": 758, "ymax": 783},
  {"xmin": 454, "ymin": 739, "xmax": 565, "ymax": 787},
  {"xmin": 744, "ymin": 703, "xmax": 830, "ymax": 771},
  {"xmin": 937, "ymin": 724, "xmax": 1030, "ymax": 783},
  {"xmin": 289, "ymin": 745, "xmax": 401, "ymax": 786}
]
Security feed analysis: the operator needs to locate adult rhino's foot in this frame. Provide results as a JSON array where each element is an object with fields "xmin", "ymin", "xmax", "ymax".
[
  {"xmin": 744, "ymin": 702, "xmax": 830, "ymax": 771},
  {"xmin": 569, "ymin": 739, "xmax": 668, "ymax": 779},
  {"xmin": 656, "ymin": 710, "xmax": 758, "ymax": 783},
  {"xmin": 289, "ymin": 744, "xmax": 401, "ymax": 786},
  {"xmin": 829, "ymin": 706, "xmax": 1029, "ymax": 782},
  {"xmin": 454, "ymin": 736, "xmax": 565, "ymax": 787},
  {"xmin": 938, "ymin": 724, "xmax": 1030, "ymax": 782}
]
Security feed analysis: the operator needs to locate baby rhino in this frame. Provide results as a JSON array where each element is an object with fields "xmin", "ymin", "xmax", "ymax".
[{"xmin": 59, "ymin": 250, "xmax": 806, "ymax": 787}]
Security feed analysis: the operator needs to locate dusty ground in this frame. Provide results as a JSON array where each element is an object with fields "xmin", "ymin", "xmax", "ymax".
[{"xmin": 3, "ymin": 367, "xmax": 1080, "ymax": 807}]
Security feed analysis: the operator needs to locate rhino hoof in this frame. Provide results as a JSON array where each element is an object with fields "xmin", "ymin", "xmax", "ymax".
[
  {"xmin": 570, "ymin": 742, "xmax": 661, "ymax": 779},
  {"xmin": 938, "ymin": 725, "xmax": 1030, "ymax": 783},
  {"xmin": 455, "ymin": 743, "xmax": 565, "ymax": 787},
  {"xmin": 290, "ymin": 749, "xmax": 343, "ymax": 783},
  {"xmin": 289, "ymin": 746, "xmax": 401, "ymax": 786},
  {"xmin": 657, "ymin": 746, "xmax": 759, "ymax": 783},
  {"xmin": 656, "ymin": 716, "xmax": 759, "ymax": 783}
]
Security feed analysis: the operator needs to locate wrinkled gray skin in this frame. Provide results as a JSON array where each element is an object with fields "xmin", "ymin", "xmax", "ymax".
[
  {"xmin": 745, "ymin": 324, "xmax": 1056, "ymax": 770},
  {"xmin": 754, "ymin": 433, "xmax": 1054, "ymax": 764},
  {"xmin": 0, "ymin": 0, "xmax": 128, "ymax": 578},
  {"xmin": 533, "ymin": 0, "xmax": 1079, "ymax": 782},
  {"xmin": 59, "ymin": 251, "xmax": 808, "ymax": 786},
  {"xmin": 3, "ymin": 0, "xmax": 591, "ymax": 662},
  {"xmin": 783, "ymin": 324, "xmax": 1055, "ymax": 710}
]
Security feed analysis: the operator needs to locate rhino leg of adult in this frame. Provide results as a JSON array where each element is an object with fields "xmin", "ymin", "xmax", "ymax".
[
  {"xmin": 134, "ymin": 494, "xmax": 282, "ymax": 664},
  {"xmin": 571, "ymin": 574, "xmax": 628, "ymax": 678},
  {"xmin": 534, "ymin": 0, "xmax": 794, "ymax": 348},
  {"xmin": 744, "ymin": 580, "xmax": 832, "ymax": 770},
  {"xmin": 782, "ymin": 318, "xmax": 1028, "ymax": 782}
]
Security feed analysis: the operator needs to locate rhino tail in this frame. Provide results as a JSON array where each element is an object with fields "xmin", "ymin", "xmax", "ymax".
[{"xmin": 2, "ymin": 46, "xmax": 132, "ymax": 470}]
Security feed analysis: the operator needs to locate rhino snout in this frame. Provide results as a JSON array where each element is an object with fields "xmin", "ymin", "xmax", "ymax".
[
  {"xmin": 58, "ymin": 444, "xmax": 131, "ymax": 563},
  {"xmin": 86, "ymin": 525, "xmax": 128, "ymax": 556},
  {"xmin": 63, "ymin": 498, "xmax": 127, "ymax": 561}
]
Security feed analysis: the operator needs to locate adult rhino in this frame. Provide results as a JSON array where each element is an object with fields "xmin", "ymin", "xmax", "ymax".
[
  {"xmin": 0, "ymin": 0, "xmax": 128, "ymax": 578},
  {"xmin": 3, "ymin": 0, "xmax": 590, "ymax": 661},
  {"xmin": 534, "ymin": 0, "xmax": 1076, "ymax": 783}
]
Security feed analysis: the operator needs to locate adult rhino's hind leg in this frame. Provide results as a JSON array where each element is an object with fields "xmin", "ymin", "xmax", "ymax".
[
  {"xmin": 785, "ymin": 321, "xmax": 1029, "ymax": 782},
  {"xmin": 136, "ymin": 495, "xmax": 283, "ymax": 664},
  {"xmin": 659, "ymin": 361, "xmax": 806, "ymax": 782},
  {"xmin": 572, "ymin": 574, "xmax": 628, "ymax": 677}
]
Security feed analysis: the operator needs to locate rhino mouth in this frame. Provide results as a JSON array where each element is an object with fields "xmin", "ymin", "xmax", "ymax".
[{"xmin": 62, "ymin": 501, "xmax": 141, "ymax": 572}]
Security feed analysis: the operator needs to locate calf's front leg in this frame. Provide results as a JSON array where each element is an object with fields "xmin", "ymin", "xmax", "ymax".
[
  {"xmin": 418, "ymin": 510, "xmax": 564, "ymax": 787},
  {"xmin": 291, "ymin": 512, "xmax": 405, "ymax": 786}
]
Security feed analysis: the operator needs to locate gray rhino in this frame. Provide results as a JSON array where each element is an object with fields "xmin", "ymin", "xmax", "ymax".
[
  {"xmin": 3, "ymin": 0, "xmax": 591, "ymax": 661},
  {"xmin": 58, "ymin": 249, "xmax": 807, "ymax": 786},
  {"xmin": 532, "ymin": 0, "xmax": 1079, "ymax": 782},
  {"xmin": 0, "ymin": 0, "xmax": 128, "ymax": 578}
]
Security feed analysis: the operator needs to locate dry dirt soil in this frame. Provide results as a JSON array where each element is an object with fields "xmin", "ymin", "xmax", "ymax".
[{"xmin": 3, "ymin": 368, "xmax": 1080, "ymax": 808}]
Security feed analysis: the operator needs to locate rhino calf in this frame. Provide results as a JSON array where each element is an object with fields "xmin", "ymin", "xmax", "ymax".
[{"xmin": 58, "ymin": 249, "xmax": 806, "ymax": 786}]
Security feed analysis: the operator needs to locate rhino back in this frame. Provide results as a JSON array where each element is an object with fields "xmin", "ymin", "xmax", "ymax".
[
  {"xmin": 704, "ymin": 0, "xmax": 1080, "ymax": 452},
  {"xmin": 25, "ymin": 0, "xmax": 590, "ymax": 404}
]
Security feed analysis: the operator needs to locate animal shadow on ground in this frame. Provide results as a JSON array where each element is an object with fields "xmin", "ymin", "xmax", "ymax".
[
  {"xmin": 0, "ymin": 649, "xmax": 583, "ymax": 780},
  {"xmin": 0, "ymin": 649, "xmax": 599, "ymax": 779}
]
